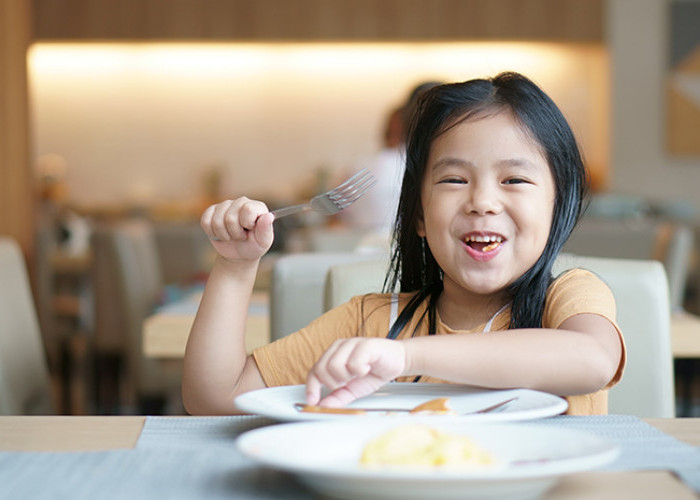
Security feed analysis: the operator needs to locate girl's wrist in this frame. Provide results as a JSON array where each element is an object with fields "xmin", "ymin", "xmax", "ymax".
[
  {"xmin": 213, "ymin": 254, "xmax": 260, "ymax": 278},
  {"xmin": 399, "ymin": 337, "xmax": 422, "ymax": 377}
]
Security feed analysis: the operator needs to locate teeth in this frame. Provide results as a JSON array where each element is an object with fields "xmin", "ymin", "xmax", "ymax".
[{"xmin": 465, "ymin": 235, "xmax": 503, "ymax": 243}]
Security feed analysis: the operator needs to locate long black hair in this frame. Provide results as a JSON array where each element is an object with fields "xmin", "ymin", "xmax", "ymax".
[{"xmin": 384, "ymin": 72, "xmax": 588, "ymax": 338}]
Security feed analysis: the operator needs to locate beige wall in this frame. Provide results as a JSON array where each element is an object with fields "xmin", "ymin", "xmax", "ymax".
[
  {"xmin": 29, "ymin": 42, "xmax": 608, "ymax": 210},
  {"xmin": 608, "ymin": 0, "xmax": 700, "ymax": 215}
]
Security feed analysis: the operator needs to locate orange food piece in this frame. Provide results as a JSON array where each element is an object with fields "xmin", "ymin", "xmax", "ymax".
[
  {"xmin": 298, "ymin": 404, "xmax": 366, "ymax": 415},
  {"xmin": 409, "ymin": 397, "xmax": 455, "ymax": 414}
]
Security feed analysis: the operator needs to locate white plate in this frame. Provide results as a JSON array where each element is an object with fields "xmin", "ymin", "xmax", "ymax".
[
  {"xmin": 234, "ymin": 383, "xmax": 568, "ymax": 422},
  {"xmin": 236, "ymin": 419, "xmax": 619, "ymax": 500}
]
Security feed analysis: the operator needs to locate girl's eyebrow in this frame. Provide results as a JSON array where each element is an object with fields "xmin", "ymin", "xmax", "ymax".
[
  {"xmin": 431, "ymin": 157, "xmax": 473, "ymax": 170},
  {"xmin": 498, "ymin": 158, "xmax": 540, "ymax": 169},
  {"xmin": 431, "ymin": 157, "xmax": 539, "ymax": 170}
]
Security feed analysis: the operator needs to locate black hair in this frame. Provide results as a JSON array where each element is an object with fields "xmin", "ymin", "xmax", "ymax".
[{"xmin": 384, "ymin": 72, "xmax": 588, "ymax": 339}]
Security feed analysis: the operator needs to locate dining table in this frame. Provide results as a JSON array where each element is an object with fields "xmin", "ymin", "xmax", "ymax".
[{"xmin": 1, "ymin": 414, "xmax": 698, "ymax": 499}]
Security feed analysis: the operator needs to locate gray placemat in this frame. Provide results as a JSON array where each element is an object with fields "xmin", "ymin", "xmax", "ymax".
[
  {"xmin": 0, "ymin": 416, "xmax": 308, "ymax": 500},
  {"xmin": 0, "ymin": 415, "xmax": 698, "ymax": 499},
  {"xmin": 137, "ymin": 414, "xmax": 700, "ymax": 493},
  {"xmin": 531, "ymin": 415, "xmax": 700, "ymax": 491}
]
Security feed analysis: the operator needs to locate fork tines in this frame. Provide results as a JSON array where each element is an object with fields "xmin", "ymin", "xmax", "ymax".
[{"xmin": 330, "ymin": 169, "xmax": 377, "ymax": 209}]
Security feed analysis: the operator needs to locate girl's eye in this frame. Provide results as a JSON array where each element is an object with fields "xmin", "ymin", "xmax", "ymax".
[
  {"xmin": 503, "ymin": 178, "xmax": 529, "ymax": 185},
  {"xmin": 438, "ymin": 178, "xmax": 466, "ymax": 184}
]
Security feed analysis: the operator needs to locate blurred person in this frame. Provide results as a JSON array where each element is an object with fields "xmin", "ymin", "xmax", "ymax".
[
  {"xmin": 340, "ymin": 82, "xmax": 442, "ymax": 240},
  {"xmin": 36, "ymin": 154, "xmax": 90, "ymax": 256}
]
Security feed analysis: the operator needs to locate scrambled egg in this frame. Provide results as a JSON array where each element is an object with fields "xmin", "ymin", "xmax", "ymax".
[{"xmin": 360, "ymin": 424, "xmax": 496, "ymax": 468}]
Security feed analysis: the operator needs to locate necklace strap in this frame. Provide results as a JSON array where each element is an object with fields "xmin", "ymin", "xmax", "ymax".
[
  {"xmin": 390, "ymin": 294, "xmax": 508, "ymax": 334},
  {"xmin": 389, "ymin": 293, "xmax": 399, "ymax": 330},
  {"xmin": 483, "ymin": 303, "xmax": 510, "ymax": 333}
]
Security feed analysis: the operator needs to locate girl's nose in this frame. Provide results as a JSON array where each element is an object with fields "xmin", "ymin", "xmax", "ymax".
[{"xmin": 465, "ymin": 183, "xmax": 502, "ymax": 215}]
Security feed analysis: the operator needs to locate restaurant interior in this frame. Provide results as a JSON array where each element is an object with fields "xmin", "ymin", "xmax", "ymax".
[{"xmin": 2, "ymin": 0, "xmax": 700, "ymax": 422}]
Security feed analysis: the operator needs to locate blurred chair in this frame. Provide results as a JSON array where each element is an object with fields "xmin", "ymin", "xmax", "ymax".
[
  {"xmin": 92, "ymin": 219, "xmax": 182, "ymax": 414},
  {"xmin": 153, "ymin": 221, "xmax": 212, "ymax": 285},
  {"xmin": 584, "ymin": 193, "xmax": 651, "ymax": 219},
  {"xmin": 564, "ymin": 217, "xmax": 659, "ymax": 260},
  {"xmin": 324, "ymin": 253, "xmax": 675, "ymax": 418},
  {"xmin": 659, "ymin": 224, "xmax": 694, "ymax": 311},
  {"xmin": 269, "ymin": 251, "xmax": 384, "ymax": 341},
  {"xmin": 0, "ymin": 236, "xmax": 54, "ymax": 415},
  {"xmin": 324, "ymin": 257, "xmax": 389, "ymax": 310},
  {"xmin": 564, "ymin": 217, "xmax": 694, "ymax": 310},
  {"xmin": 553, "ymin": 254, "xmax": 674, "ymax": 418},
  {"xmin": 305, "ymin": 226, "xmax": 373, "ymax": 253}
]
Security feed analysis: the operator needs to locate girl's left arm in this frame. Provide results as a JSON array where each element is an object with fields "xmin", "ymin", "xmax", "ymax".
[
  {"xmin": 306, "ymin": 312, "xmax": 621, "ymax": 407},
  {"xmin": 403, "ymin": 312, "xmax": 622, "ymax": 396}
]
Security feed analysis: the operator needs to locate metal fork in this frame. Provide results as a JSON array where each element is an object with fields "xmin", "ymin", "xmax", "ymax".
[
  {"xmin": 270, "ymin": 168, "xmax": 377, "ymax": 219},
  {"xmin": 294, "ymin": 397, "xmax": 519, "ymax": 415}
]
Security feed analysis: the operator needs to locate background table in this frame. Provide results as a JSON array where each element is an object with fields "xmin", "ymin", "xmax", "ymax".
[
  {"xmin": 142, "ymin": 291, "xmax": 269, "ymax": 358},
  {"xmin": 672, "ymin": 310, "xmax": 700, "ymax": 358}
]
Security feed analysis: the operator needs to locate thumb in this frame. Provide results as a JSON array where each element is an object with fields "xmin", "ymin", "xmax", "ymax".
[{"xmin": 254, "ymin": 212, "xmax": 275, "ymax": 249}]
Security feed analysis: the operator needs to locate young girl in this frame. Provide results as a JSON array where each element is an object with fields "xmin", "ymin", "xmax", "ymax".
[{"xmin": 182, "ymin": 72, "xmax": 625, "ymax": 416}]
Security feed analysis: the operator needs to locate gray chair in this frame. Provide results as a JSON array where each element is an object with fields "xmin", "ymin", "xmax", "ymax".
[
  {"xmin": 662, "ymin": 224, "xmax": 694, "ymax": 311},
  {"xmin": 0, "ymin": 236, "xmax": 54, "ymax": 414},
  {"xmin": 324, "ymin": 253, "xmax": 675, "ymax": 418},
  {"xmin": 92, "ymin": 219, "xmax": 182, "ymax": 414},
  {"xmin": 564, "ymin": 217, "xmax": 694, "ymax": 311},
  {"xmin": 269, "ymin": 251, "xmax": 385, "ymax": 341},
  {"xmin": 153, "ymin": 221, "xmax": 212, "ymax": 285},
  {"xmin": 553, "ymin": 254, "xmax": 674, "ymax": 418}
]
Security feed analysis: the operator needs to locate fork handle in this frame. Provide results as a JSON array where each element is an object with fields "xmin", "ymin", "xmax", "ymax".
[{"xmin": 270, "ymin": 204, "xmax": 311, "ymax": 219}]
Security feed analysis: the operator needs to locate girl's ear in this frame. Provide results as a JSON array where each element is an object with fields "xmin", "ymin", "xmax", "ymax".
[{"xmin": 416, "ymin": 214, "xmax": 426, "ymax": 237}]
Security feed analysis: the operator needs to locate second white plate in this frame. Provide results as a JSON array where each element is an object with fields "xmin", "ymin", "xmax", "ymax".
[
  {"xmin": 236, "ymin": 419, "xmax": 618, "ymax": 500},
  {"xmin": 234, "ymin": 383, "xmax": 568, "ymax": 422}
]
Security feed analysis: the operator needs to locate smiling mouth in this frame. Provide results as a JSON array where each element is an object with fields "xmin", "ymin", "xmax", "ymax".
[{"xmin": 464, "ymin": 234, "xmax": 504, "ymax": 252}]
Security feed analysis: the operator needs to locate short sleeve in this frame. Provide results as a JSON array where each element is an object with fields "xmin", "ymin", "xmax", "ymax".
[
  {"xmin": 543, "ymin": 268, "xmax": 626, "ymax": 391},
  {"xmin": 252, "ymin": 294, "xmax": 394, "ymax": 387},
  {"xmin": 544, "ymin": 268, "xmax": 617, "ymax": 329}
]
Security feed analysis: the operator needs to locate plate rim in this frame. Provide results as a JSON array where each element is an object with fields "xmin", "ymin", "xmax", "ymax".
[
  {"xmin": 234, "ymin": 383, "xmax": 569, "ymax": 422},
  {"xmin": 236, "ymin": 419, "xmax": 620, "ymax": 482}
]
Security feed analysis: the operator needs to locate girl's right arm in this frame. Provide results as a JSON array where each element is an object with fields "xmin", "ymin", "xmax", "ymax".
[{"xmin": 182, "ymin": 197, "xmax": 274, "ymax": 415}]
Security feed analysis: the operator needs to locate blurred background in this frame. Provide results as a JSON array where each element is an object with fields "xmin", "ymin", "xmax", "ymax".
[{"xmin": 2, "ymin": 0, "xmax": 700, "ymax": 416}]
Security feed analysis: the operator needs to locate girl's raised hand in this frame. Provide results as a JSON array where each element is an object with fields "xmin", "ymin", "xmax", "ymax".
[
  {"xmin": 200, "ymin": 197, "xmax": 275, "ymax": 263},
  {"xmin": 305, "ymin": 338, "xmax": 406, "ymax": 407}
]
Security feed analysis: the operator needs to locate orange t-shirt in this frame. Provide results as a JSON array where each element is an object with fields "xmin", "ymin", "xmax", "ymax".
[{"xmin": 252, "ymin": 268, "xmax": 626, "ymax": 415}]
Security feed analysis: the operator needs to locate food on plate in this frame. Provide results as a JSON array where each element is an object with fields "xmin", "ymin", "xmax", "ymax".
[
  {"xmin": 296, "ymin": 397, "xmax": 457, "ymax": 415},
  {"xmin": 360, "ymin": 424, "xmax": 496, "ymax": 468},
  {"xmin": 295, "ymin": 404, "xmax": 366, "ymax": 415},
  {"xmin": 408, "ymin": 397, "xmax": 456, "ymax": 415}
]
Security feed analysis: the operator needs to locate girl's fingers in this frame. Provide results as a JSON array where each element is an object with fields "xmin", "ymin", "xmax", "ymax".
[
  {"xmin": 201, "ymin": 201, "xmax": 232, "ymax": 241},
  {"xmin": 305, "ymin": 340, "xmax": 348, "ymax": 404},
  {"xmin": 239, "ymin": 200, "xmax": 270, "ymax": 230},
  {"xmin": 307, "ymin": 341, "xmax": 347, "ymax": 390},
  {"xmin": 199, "ymin": 204, "xmax": 217, "ymax": 239},
  {"xmin": 305, "ymin": 375, "xmax": 323, "ymax": 406},
  {"xmin": 319, "ymin": 374, "xmax": 386, "ymax": 407},
  {"xmin": 322, "ymin": 340, "xmax": 366, "ymax": 384},
  {"xmin": 254, "ymin": 212, "xmax": 275, "ymax": 249},
  {"xmin": 306, "ymin": 339, "xmax": 407, "ymax": 407},
  {"xmin": 211, "ymin": 201, "xmax": 238, "ymax": 241},
  {"xmin": 201, "ymin": 198, "xmax": 272, "ymax": 244}
]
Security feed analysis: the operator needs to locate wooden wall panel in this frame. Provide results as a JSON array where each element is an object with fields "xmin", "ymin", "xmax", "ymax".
[
  {"xmin": 33, "ymin": 0, "xmax": 603, "ymax": 42},
  {"xmin": 0, "ymin": 0, "xmax": 34, "ymax": 257}
]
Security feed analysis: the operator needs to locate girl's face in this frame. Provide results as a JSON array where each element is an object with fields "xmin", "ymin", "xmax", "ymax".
[{"xmin": 417, "ymin": 111, "xmax": 556, "ymax": 301}]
